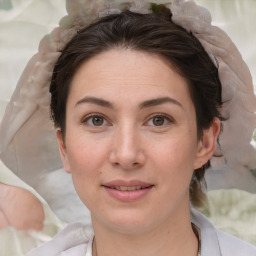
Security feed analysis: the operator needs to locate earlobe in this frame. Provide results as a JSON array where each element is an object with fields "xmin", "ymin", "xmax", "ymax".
[
  {"xmin": 56, "ymin": 129, "xmax": 71, "ymax": 173},
  {"xmin": 194, "ymin": 118, "xmax": 221, "ymax": 169}
]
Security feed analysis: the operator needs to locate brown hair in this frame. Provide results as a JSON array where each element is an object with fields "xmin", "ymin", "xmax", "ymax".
[{"xmin": 50, "ymin": 7, "xmax": 223, "ymax": 207}]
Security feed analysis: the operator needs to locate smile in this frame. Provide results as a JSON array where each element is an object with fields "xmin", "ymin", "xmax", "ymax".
[{"xmin": 102, "ymin": 182, "xmax": 154, "ymax": 202}]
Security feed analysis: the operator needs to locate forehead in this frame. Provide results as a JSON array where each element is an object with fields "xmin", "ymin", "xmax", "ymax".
[{"xmin": 68, "ymin": 49, "xmax": 192, "ymax": 107}]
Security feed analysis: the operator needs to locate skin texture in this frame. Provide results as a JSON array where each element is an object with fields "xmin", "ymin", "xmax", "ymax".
[
  {"xmin": 0, "ymin": 183, "xmax": 44, "ymax": 231},
  {"xmin": 57, "ymin": 49, "xmax": 220, "ymax": 256}
]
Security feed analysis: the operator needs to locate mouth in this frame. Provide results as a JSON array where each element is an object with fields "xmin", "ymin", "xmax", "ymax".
[{"xmin": 102, "ymin": 181, "xmax": 154, "ymax": 202}]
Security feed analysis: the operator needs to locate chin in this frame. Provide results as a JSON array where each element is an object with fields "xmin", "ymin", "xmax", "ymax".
[{"xmin": 93, "ymin": 208, "xmax": 159, "ymax": 235}]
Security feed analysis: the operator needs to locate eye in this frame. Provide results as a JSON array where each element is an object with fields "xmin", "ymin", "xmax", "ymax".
[
  {"xmin": 146, "ymin": 114, "xmax": 173, "ymax": 127},
  {"xmin": 83, "ymin": 114, "xmax": 109, "ymax": 127}
]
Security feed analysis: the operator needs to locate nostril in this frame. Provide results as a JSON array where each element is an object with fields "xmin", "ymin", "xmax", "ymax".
[{"xmin": 113, "ymin": 161, "xmax": 141, "ymax": 169}]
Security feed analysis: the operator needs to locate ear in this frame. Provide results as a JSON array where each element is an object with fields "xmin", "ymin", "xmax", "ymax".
[
  {"xmin": 56, "ymin": 129, "xmax": 71, "ymax": 173},
  {"xmin": 194, "ymin": 118, "xmax": 221, "ymax": 169}
]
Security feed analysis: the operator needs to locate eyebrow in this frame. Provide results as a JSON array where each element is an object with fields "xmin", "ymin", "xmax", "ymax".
[
  {"xmin": 75, "ymin": 96, "xmax": 114, "ymax": 108},
  {"xmin": 75, "ymin": 96, "xmax": 183, "ymax": 109},
  {"xmin": 139, "ymin": 97, "xmax": 183, "ymax": 109}
]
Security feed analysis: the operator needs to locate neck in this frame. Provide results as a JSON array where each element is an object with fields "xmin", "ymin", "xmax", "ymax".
[{"xmin": 91, "ymin": 204, "xmax": 198, "ymax": 256}]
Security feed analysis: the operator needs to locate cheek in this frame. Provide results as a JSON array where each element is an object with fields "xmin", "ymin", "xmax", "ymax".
[
  {"xmin": 151, "ymin": 135, "xmax": 197, "ymax": 166},
  {"xmin": 66, "ymin": 134, "xmax": 109, "ymax": 177},
  {"xmin": 148, "ymin": 134, "xmax": 197, "ymax": 187},
  {"xmin": 65, "ymin": 136, "xmax": 108, "ymax": 207}
]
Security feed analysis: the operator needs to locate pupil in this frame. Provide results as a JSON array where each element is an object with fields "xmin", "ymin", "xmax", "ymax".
[
  {"xmin": 153, "ymin": 116, "xmax": 164, "ymax": 126},
  {"xmin": 93, "ymin": 117, "xmax": 103, "ymax": 126}
]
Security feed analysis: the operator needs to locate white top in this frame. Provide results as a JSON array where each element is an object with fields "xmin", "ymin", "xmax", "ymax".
[{"xmin": 26, "ymin": 208, "xmax": 256, "ymax": 256}]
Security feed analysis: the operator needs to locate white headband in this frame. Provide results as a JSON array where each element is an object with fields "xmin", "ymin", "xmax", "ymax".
[{"xmin": 0, "ymin": 0, "xmax": 256, "ymax": 188}]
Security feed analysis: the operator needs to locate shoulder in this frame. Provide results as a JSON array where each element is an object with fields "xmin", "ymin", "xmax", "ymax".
[
  {"xmin": 25, "ymin": 222, "xmax": 93, "ymax": 256},
  {"xmin": 216, "ymin": 229, "xmax": 256, "ymax": 256}
]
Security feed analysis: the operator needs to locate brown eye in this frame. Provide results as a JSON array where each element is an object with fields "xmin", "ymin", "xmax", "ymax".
[
  {"xmin": 92, "ymin": 116, "xmax": 104, "ymax": 126},
  {"xmin": 83, "ymin": 115, "xmax": 108, "ymax": 127},
  {"xmin": 152, "ymin": 116, "xmax": 165, "ymax": 126},
  {"xmin": 146, "ymin": 114, "xmax": 173, "ymax": 127}
]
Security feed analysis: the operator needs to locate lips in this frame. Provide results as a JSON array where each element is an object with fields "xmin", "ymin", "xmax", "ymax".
[{"xmin": 102, "ymin": 180, "xmax": 154, "ymax": 202}]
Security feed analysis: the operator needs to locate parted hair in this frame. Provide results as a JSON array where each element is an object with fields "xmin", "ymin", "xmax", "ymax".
[{"xmin": 50, "ymin": 5, "xmax": 223, "ymax": 207}]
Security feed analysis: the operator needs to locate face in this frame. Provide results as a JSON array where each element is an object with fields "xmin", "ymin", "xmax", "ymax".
[{"xmin": 58, "ymin": 49, "xmax": 219, "ymax": 234}]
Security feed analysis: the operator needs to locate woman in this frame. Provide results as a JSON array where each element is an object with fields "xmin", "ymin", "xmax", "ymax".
[{"xmin": 2, "ymin": 0, "xmax": 256, "ymax": 255}]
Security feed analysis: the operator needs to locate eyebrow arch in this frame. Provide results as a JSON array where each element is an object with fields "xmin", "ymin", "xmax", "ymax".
[
  {"xmin": 75, "ymin": 96, "xmax": 114, "ymax": 108},
  {"xmin": 139, "ymin": 97, "xmax": 183, "ymax": 109}
]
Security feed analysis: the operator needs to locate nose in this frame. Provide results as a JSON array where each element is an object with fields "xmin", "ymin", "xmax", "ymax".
[{"xmin": 109, "ymin": 125, "xmax": 146, "ymax": 170}]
